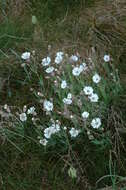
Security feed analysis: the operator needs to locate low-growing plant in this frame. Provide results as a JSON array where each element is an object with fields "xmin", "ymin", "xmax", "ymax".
[
  {"xmin": 1, "ymin": 46, "xmax": 124, "ymax": 188},
  {"xmin": 20, "ymin": 49, "xmax": 121, "ymax": 143}
]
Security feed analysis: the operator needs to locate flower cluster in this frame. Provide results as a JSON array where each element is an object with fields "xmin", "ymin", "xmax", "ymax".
[
  {"xmin": 72, "ymin": 63, "xmax": 87, "ymax": 76},
  {"xmin": 83, "ymin": 86, "xmax": 99, "ymax": 102},
  {"xmin": 55, "ymin": 51, "xmax": 64, "ymax": 64},
  {"xmin": 44, "ymin": 122, "xmax": 60, "ymax": 139},
  {"xmin": 63, "ymin": 93, "xmax": 72, "ymax": 105},
  {"xmin": 19, "ymin": 106, "xmax": 37, "ymax": 122},
  {"xmin": 20, "ymin": 50, "xmax": 116, "ymax": 146}
]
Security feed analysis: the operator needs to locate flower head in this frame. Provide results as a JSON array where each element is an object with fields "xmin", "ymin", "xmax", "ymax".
[
  {"xmin": 70, "ymin": 55, "xmax": 78, "ymax": 62},
  {"xmin": 44, "ymin": 123, "xmax": 60, "ymax": 139},
  {"xmin": 61, "ymin": 80, "xmax": 67, "ymax": 89},
  {"xmin": 82, "ymin": 62, "xmax": 87, "ymax": 69},
  {"xmin": 63, "ymin": 126, "xmax": 67, "ymax": 130},
  {"xmin": 89, "ymin": 93, "xmax": 99, "ymax": 102},
  {"xmin": 92, "ymin": 73, "xmax": 101, "ymax": 84},
  {"xmin": 104, "ymin": 55, "xmax": 110, "ymax": 62},
  {"xmin": 67, "ymin": 93, "xmax": 72, "ymax": 99},
  {"xmin": 27, "ymin": 106, "xmax": 36, "ymax": 115},
  {"xmin": 79, "ymin": 63, "xmax": 86, "ymax": 72},
  {"xmin": 43, "ymin": 100, "xmax": 53, "ymax": 111},
  {"xmin": 55, "ymin": 52, "xmax": 63, "ymax": 64},
  {"xmin": 56, "ymin": 51, "xmax": 64, "ymax": 57},
  {"xmin": 91, "ymin": 118, "xmax": 101, "ymax": 129},
  {"xmin": 55, "ymin": 56, "xmax": 63, "ymax": 64},
  {"xmin": 21, "ymin": 52, "xmax": 30, "ymax": 60},
  {"xmin": 39, "ymin": 138, "xmax": 48, "ymax": 146},
  {"xmin": 44, "ymin": 127, "xmax": 53, "ymax": 139},
  {"xmin": 4, "ymin": 104, "xmax": 8, "ymax": 110},
  {"xmin": 63, "ymin": 98, "xmax": 72, "ymax": 105},
  {"xmin": 82, "ymin": 111, "xmax": 89, "ymax": 119},
  {"xmin": 63, "ymin": 92, "xmax": 72, "ymax": 105},
  {"xmin": 45, "ymin": 66, "xmax": 54, "ymax": 73},
  {"xmin": 20, "ymin": 113, "xmax": 27, "ymax": 122},
  {"xmin": 41, "ymin": 56, "xmax": 51, "ymax": 66},
  {"xmin": 69, "ymin": 128, "xmax": 80, "ymax": 137},
  {"xmin": 72, "ymin": 67, "xmax": 81, "ymax": 76},
  {"xmin": 83, "ymin": 86, "xmax": 93, "ymax": 95}
]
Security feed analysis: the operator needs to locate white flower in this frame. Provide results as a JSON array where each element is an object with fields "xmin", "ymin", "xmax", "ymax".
[
  {"xmin": 91, "ymin": 118, "xmax": 101, "ymax": 129},
  {"xmin": 82, "ymin": 111, "xmax": 89, "ymax": 119},
  {"xmin": 39, "ymin": 138, "xmax": 48, "ymax": 146},
  {"xmin": 104, "ymin": 55, "xmax": 110, "ymax": 62},
  {"xmin": 44, "ymin": 127, "xmax": 53, "ymax": 139},
  {"xmin": 82, "ymin": 62, "xmax": 87, "ymax": 68},
  {"xmin": 4, "ymin": 104, "xmax": 8, "ymax": 110},
  {"xmin": 45, "ymin": 66, "xmax": 54, "ymax": 73},
  {"xmin": 43, "ymin": 100, "xmax": 53, "ymax": 111},
  {"xmin": 55, "ymin": 55, "xmax": 63, "ymax": 64},
  {"xmin": 41, "ymin": 56, "xmax": 51, "ymax": 66},
  {"xmin": 78, "ymin": 66, "xmax": 83, "ymax": 72},
  {"xmin": 63, "ymin": 98, "xmax": 72, "ymax": 105},
  {"xmin": 55, "ymin": 51, "xmax": 64, "ymax": 64},
  {"xmin": 61, "ymin": 80, "xmax": 67, "ymax": 89},
  {"xmin": 89, "ymin": 93, "xmax": 99, "ymax": 102},
  {"xmin": 20, "ymin": 113, "xmax": 27, "ymax": 122},
  {"xmin": 21, "ymin": 52, "xmax": 30, "ymax": 60},
  {"xmin": 72, "ymin": 67, "xmax": 81, "ymax": 76},
  {"xmin": 44, "ymin": 123, "xmax": 60, "ymax": 139},
  {"xmin": 83, "ymin": 86, "xmax": 93, "ymax": 95},
  {"xmin": 79, "ymin": 65, "xmax": 84, "ymax": 72},
  {"xmin": 92, "ymin": 73, "xmax": 101, "ymax": 84},
  {"xmin": 69, "ymin": 128, "xmax": 80, "ymax": 137},
  {"xmin": 56, "ymin": 51, "xmax": 64, "ymax": 57},
  {"xmin": 52, "ymin": 123, "xmax": 60, "ymax": 133},
  {"xmin": 70, "ymin": 55, "xmax": 78, "ymax": 62},
  {"xmin": 27, "ymin": 106, "xmax": 35, "ymax": 114},
  {"xmin": 23, "ymin": 105, "xmax": 27, "ymax": 112},
  {"xmin": 63, "ymin": 126, "xmax": 67, "ymax": 130},
  {"xmin": 63, "ymin": 93, "xmax": 72, "ymax": 105},
  {"xmin": 67, "ymin": 93, "xmax": 72, "ymax": 99}
]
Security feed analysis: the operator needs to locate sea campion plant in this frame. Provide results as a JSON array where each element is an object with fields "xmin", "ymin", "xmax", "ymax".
[
  {"xmin": 0, "ymin": 46, "xmax": 122, "ymax": 186},
  {"xmin": 16, "ymin": 48, "xmax": 122, "ymax": 151}
]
